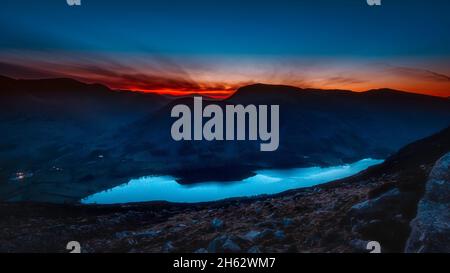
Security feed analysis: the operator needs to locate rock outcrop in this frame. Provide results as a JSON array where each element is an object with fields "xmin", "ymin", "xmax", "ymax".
[
  {"xmin": 347, "ymin": 127, "xmax": 450, "ymax": 252},
  {"xmin": 405, "ymin": 152, "xmax": 450, "ymax": 253}
]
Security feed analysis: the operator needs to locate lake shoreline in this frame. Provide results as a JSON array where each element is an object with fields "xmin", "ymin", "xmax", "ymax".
[
  {"xmin": 0, "ymin": 157, "xmax": 417, "ymax": 253},
  {"xmin": 81, "ymin": 158, "xmax": 383, "ymax": 204},
  {"xmin": 1, "ymin": 126, "xmax": 448, "ymax": 253}
]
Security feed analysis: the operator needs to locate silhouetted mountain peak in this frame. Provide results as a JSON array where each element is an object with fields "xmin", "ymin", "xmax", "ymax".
[
  {"xmin": 229, "ymin": 83, "xmax": 310, "ymax": 103},
  {"xmin": 228, "ymin": 83, "xmax": 450, "ymax": 105},
  {"xmin": 235, "ymin": 83, "xmax": 304, "ymax": 95},
  {"xmin": 366, "ymin": 88, "xmax": 402, "ymax": 92},
  {"xmin": 363, "ymin": 88, "xmax": 444, "ymax": 99},
  {"xmin": 0, "ymin": 75, "xmax": 14, "ymax": 82},
  {"xmin": 27, "ymin": 77, "xmax": 111, "ymax": 92},
  {"xmin": 0, "ymin": 75, "xmax": 114, "ymax": 97}
]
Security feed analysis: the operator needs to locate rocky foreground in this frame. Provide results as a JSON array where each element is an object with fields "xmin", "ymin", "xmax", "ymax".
[{"xmin": 0, "ymin": 128, "xmax": 449, "ymax": 253}]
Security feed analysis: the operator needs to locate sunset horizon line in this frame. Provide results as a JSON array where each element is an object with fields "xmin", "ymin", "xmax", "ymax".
[{"xmin": 2, "ymin": 73, "xmax": 448, "ymax": 99}]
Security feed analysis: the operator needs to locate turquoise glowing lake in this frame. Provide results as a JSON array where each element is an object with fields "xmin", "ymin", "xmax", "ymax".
[{"xmin": 81, "ymin": 158, "xmax": 383, "ymax": 204}]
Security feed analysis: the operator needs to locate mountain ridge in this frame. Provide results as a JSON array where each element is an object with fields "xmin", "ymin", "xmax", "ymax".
[
  {"xmin": 2, "ymin": 75, "xmax": 448, "ymax": 100},
  {"xmin": 1, "ymin": 75, "xmax": 449, "ymax": 202}
]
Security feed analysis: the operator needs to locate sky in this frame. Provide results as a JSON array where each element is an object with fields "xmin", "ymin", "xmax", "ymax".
[{"xmin": 0, "ymin": 0, "xmax": 449, "ymax": 97}]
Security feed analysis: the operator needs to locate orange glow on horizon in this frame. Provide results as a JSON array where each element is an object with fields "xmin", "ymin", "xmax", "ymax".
[
  {"xmin": 117, "ymin": 80, "xmax": 449, "ymax": 99},
  {"xmin": 121, "ymin": 86, "xmax": 235, "ymax": 99},
  {"xmin": 1, "ymin": 54, "xmax": 449, "ymax": 98}
]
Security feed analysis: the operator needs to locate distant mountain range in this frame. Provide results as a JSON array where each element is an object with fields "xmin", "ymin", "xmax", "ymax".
[
  {"xmin": 119, "ymin": 83, "xmax": 450, "ymax": 181},
  {"xmin": 0, "ymin": 75, "xmax": 449, "ymax": 202}
]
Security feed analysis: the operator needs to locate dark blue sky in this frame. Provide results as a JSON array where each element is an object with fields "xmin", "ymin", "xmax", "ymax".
[
  {"xmin": 1, "ymin": 0, "xmax": 449, "ymax": 97},
  {"xmin": 1, "ymin": 0, "xmax": 449, "ymax": 57}
]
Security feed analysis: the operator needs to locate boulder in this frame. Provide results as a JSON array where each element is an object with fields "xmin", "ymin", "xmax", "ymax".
[
  {"xmin": 350, "ymin": 189, "xmax": 416, "ymax": 219},
  {"xmin": 349, "ymin": 187, "xmax": 417, "ymax": 252},
  {"xmin": 405, "ymin": 152, "xmax": 450, "ymax": 253},
  {"xmin": 162, "ymin": 241, "xmax": 175, "ymax": 253},
  {"xmin": 349, "ymin": 239, "xmax": 371, "ymax": 253},
  {"xmin": 242, "ymin": 230, "xmax": 262, "ymax": 242},
  {"xmin": 282, "ymin": 218, "xmax": 294, "ymax": 227},
  {"xmin": 207, "ymin": 235, "xmax": 242, "ymax": 253},
  {"xmin": 247, "ymin": 246, "xmax": 262, "ymax": 253},
  {"xmin": 194, "ymin": 248, "xmax": 208, "ymax": 253},
  {"xmin": 274, "ymin": 230, "xmax": 286, "ymax": 240},
  {"xmin": 211, "ymin": 218, "xmax": 224, "ymax": 230},
  {"xmin": 222, "ymin": 238, "xmax": 241, "ymax": 252}
]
